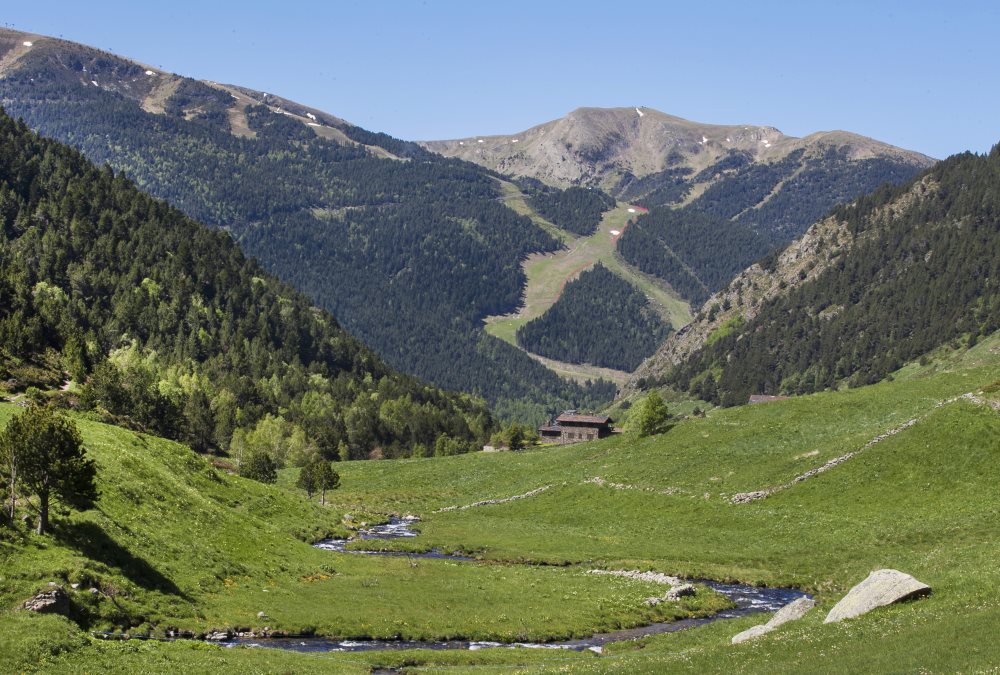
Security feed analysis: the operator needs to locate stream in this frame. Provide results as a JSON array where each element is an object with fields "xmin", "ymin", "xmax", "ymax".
[{"xmin": 220, "ymin": 517, "xmax": 808, "ymax": 654}]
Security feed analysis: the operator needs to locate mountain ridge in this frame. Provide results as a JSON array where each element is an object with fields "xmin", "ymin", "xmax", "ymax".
[
  {"xmin": 420, "ymin": 106, "xmax": 934, "ymax": 194},
  {"xmin": 0, "ymin": 27, "xmax": 616, "ymax": 421},
  {"xmin": 639, "ymin": 145, "xmax": 1000, "ymax": 405}
]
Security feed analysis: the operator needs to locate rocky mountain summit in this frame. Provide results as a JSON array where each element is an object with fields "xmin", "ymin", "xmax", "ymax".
[{"xmin": 422, "ymin": 106, "xmax": 934, "ymax": 200}]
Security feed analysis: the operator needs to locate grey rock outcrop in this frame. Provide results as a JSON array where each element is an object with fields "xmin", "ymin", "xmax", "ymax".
[
  {"xmin": 824, "ymin": 569, "xmax": 930, "ymax": 624},
  {"xmin": 21, "ymin": 586, "xmax": 71, "ymax": 615},
  {"xmin": 732, "ymin": 596, "xmax": 815, "ymax": 644}
]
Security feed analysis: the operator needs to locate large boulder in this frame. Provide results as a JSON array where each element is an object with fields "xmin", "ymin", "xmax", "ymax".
[
  {"xmin": 824, "ymin": 569, "xmax": 930, "ymax": 624},
  {"xmin": 732, "ymin": 596, "xmax": 815, "ymax": 644}
]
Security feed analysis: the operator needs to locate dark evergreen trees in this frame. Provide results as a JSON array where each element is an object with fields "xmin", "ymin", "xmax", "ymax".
[
  {"xmin": 0, "ymin": 110, "xmax": 492, "ymax": 459},
  {"xmin": 666, "ymin": 145, "xmax": 1000, "ymax": 405},
  {"xmin": 526, "ymin": 186, "xmax": 616, "ymax": 236},
  {"xmin": 617, "ymin": 209, "xmax": 774, "ymax": 306},
  {"xmin": 516, "ymin": 264, "xmax": 670, "ymax": 371},
  {"xmin": 616, "ymin": 148, "xmax": 926, "ymax": 307},
  {"xmin": 0, "ymin": 40, "xmax": 614, "ymax": 419}
]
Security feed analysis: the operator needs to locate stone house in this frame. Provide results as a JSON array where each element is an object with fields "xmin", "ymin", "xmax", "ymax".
[{"xmin": 538, "ymin": 412, "xmax": 615, "ymax": 444}]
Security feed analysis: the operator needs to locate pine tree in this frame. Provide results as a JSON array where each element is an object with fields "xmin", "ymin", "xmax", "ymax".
[
  {"xmin": 297, "ymin": 460, "xmax": 317, "ymax": 499},
  {"xmin": 313, "ymin": 461, "xmax": 340, "ymax": 505},
  {"xmin": 239, "ymin": 452, "xmax": 277, "ymax": 484},
  {"xmin": 0, "ymin": 405, "xmax": 98, "ymax": 534}
]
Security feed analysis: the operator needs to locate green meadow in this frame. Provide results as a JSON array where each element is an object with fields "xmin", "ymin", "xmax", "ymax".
[{"xmin": 3, "ymin": 336, "xmax": 1000, "ymax": 672}]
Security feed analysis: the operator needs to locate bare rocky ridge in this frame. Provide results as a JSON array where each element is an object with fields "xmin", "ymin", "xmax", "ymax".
[
  {"xmin": 0, "ymin": 28, "xmax": 386, "ymax": 156},
  {"xmin": 421, "ymin": 107, "xmax": 934, "ymax": 195}
]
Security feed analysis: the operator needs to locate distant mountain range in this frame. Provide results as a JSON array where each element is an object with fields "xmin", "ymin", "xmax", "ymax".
[
  {"xmin": 425, "ymin": 107, "xmax": 934, "ymax": 308},
  {"xmin": 422, "ymin": 106, "xmax": 933, "ymax": 206},
  {"xmin": 0, "ymin": 27, "xmax": 957, "ymax": 420}
]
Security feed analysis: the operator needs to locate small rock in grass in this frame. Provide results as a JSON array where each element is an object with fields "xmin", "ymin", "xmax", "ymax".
[
  {"xmin": 666, "ymin": 583, "xmax": 696, "ymax": 600},
  {"xmin": 732, "ymin": 596, "xmax": 815, "ymax": 644},
  {"xmin": 21, "ymin": 587, "xmax": 70, "ymax": 615}
]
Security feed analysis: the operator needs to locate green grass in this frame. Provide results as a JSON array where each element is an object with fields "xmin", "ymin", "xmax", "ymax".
[
  {"xmin": 0, "ymin": 406, "xmax": 733, "ymax": 673},
  {"xmin": 6, "ymin": 338, "xmax": 1000, "ymax": 671},
  {"xmin": 705, "ymin": 315, "xmax": 744, "ymax": 346}
]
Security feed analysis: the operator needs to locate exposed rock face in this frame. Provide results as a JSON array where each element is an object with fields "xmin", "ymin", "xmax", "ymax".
[
  {"xmin": 21, "ymin": 586, "xmax": 70, "ymax": 615},
  {"xmin": 732, "ymin": 596, "xmax": 815, "ymax": 644},
  {"xmin": 824, "ymin": 569, "xmax": 930, "ymax": 624}
]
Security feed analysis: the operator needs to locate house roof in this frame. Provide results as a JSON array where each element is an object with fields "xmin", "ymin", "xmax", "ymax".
[
  {"xmin": 555, "ymin": 413, "xmax": 612, "ymax": 425},
  {"xmin": 538, "ymin": 425, "xmax": 562, "ymax": 433}
]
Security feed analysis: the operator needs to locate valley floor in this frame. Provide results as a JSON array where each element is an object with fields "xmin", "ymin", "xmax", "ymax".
[{"xmin": 4, "ymin": 337, "xmax": 1000, "ymax": 672}]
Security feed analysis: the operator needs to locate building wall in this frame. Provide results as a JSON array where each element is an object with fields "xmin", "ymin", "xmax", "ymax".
[{"xmin": 558, "ymin": 424, "xmax": 605, "ymax": 443}]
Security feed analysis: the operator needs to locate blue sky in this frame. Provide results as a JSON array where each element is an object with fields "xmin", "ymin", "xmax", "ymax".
[{"xmin": 3, "ymin": 1, "xmax": 997, "ymax": 158}]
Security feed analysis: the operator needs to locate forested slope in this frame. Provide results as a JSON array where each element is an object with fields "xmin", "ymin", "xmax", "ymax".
[
  {"xmin": 0, "ymin": 30, "xmax": 614, "ymax": 419},
  {"xmin": 0, "ymin": 110, "xmax": 492, "ymax": 459},
  {"xmin": 615, "ymin": 147, "xmax": 925, "ymax": 306},
  {"xmin": 516, "ymin": 264, "xmax": 670, "ymax": 371},
  {"xmin": 663, "ymin": 146, "xmax": 1000, "ymax": 405},
  {"xmin": 524, "ymin": 185, "xmax": 615, "ymax": 236}
]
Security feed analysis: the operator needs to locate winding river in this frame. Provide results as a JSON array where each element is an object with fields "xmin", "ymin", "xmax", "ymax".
[{"xmin": 220, "ymin": 517, "xmax": 808, "ymax": 653}]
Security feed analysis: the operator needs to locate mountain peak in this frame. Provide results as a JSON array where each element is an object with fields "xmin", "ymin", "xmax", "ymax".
[{"xmin": 420, "ymin": 106, "xmax": 932, "ymax": 192}]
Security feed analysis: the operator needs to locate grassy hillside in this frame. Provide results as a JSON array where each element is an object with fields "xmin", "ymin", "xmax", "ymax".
[
  {"xmin": 6, "ymin": 334, "xmax": 1000, "ymax": 672},
  {"xmin": 0, "ymin": 406, "xmax": 725, "ymax": 673}
]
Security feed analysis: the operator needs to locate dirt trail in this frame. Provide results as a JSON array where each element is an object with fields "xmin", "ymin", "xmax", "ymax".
[{"xmin": 0, "ymin": 39, "xmax": 37, "ymax": 77}]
